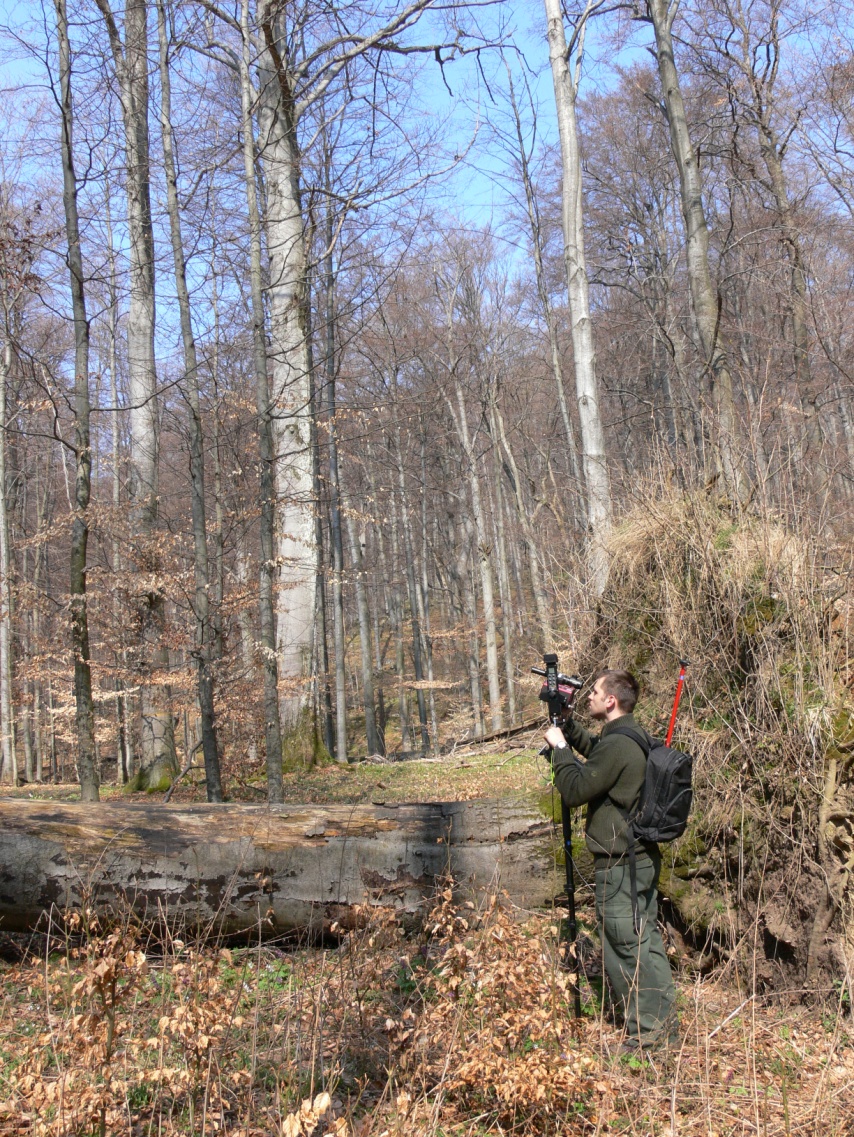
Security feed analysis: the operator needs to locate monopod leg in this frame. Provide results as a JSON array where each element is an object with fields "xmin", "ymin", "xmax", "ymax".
[{"xmin": 560, "ymin": 796, "xmax": 583, "ymax": 1019}]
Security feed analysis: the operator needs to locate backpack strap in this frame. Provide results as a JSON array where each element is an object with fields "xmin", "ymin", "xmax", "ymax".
[
  {"xmin": 602, "ymin": 725, "xmax": 651, "ymax": 936},
  {"xmin": 605, "ymin": 724, "xmax": 651, "ymax": 757}
]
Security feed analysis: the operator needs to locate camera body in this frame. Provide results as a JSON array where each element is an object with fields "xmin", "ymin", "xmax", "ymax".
[{"xmin": 532, "ymin": 653, "xmax": 583, "ymax": 724}]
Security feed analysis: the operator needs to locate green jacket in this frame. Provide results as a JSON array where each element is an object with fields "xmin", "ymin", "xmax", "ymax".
[{"xmin": 551, "ymin": 713, "xmax": 652, "ymax": 861}]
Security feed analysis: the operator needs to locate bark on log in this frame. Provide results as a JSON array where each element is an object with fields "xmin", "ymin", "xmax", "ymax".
[{"xmin": 0, "ymin": 798, "xmax": 558, "ymax": 938}]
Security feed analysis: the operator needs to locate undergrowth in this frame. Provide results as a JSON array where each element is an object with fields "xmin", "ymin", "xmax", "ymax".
[
  {"xmin": 1, "ymin": 891, "xmax": 852, "ymax": 1136},
  {"xmin": 552, "ymin": 491, "xmax": 854, "ymax": 994}
]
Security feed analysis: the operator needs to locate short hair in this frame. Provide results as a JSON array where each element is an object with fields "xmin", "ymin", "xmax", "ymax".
[{"xmin": 594, "ymin": 669, "xmax": 639, "ymax": 713}]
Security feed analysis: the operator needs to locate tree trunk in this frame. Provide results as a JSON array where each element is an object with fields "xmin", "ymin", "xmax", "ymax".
[
  {"xmin": 343, "ymin": 494, "xmax": 381, "ymax": 756},
  {"xmin": 492, "ymin": 401, "xmax": 554, "ymax": 647},
  {"xmin": 418, "ymin": 429, "xmax": 439, "ymax": 747},
  {"xmin": 505, "ymin": 61, "xmax": 584, "ymax": 525},
  {"xmin": 155, "ymin": 0, "xmax": 222, "ymax": 802},
  {"xmin": 646, "ymin": 0, "xmax": 742, "ymax": 497},
  {"xmin": 239, "ymin": 0, "xmax": 283, "ymax": 800},
  {"xmin": 0, "ymin": 340, "xmax": 14, "ymax": 785},
  {"xmin": 543, "ymin": 0, "xmax": 612, "ymax": 593},
  {"xmin": 0, "ymin": 797, "xmax": 557, "ymax": 937},
  {"xmin": 255, "ymin": 8, "xmax": 317, "ymax": 739},
  {"xmin": 393, "ymin": 432, "xmax": 430, "ymax": 751},
  {"xmin": 322, "ymin": 206, "xmax": 348, "ymax": 764},
  {"xmin": 95, "ymin": 0, "xmax": 177, "ymax": 789},
  {"xmin": 55, "ymin": 0, "xmax": 98, "ymax": 802},
  {"xmin": 306, "ymin": 274, "xmax": 335, "ymax": 762},
  {"xmin": 446, "ymin": 382, "xmax": 503, "ymax": 732}
]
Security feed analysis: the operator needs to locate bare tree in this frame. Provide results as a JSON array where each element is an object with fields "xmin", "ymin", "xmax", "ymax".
[
  {"xmin": 543, "ymin": 0, "xmax": 613, "ymax": 594},
  {"xmin": 53, "ymin": 0, "xmax": 98, "ymax": 801},
  {"xmin": 644, "ymin": 0, "xmax": 743, "ymax": 495},
  {"xmin": 95, "ymin": 0, "xmax": 177, "ymax": 789},
  {"xmin": 155, "ymin": 0, "xmax": 222, "ymax": 801}
]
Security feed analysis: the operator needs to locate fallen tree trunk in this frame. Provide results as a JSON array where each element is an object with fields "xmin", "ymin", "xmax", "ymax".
[{"xmin": 0, "ymin": 798, "xmax": 558, "ymax": 938}]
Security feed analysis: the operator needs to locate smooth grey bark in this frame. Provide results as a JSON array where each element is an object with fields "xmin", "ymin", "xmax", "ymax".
[
  {"xmin": 155, "ymin": 0, "xmax": 222, "ymax": 801},
  {"xmin": 418, "ymin": 429, "xmax": 439, "ymax": 747},
  {"xmin": 104, "ymin": 187, "xmax": 133, "ymax": 784},
  {"xmin": 305, "ymin": 271, "xmax": 335, "ymax": 761},
  {"xmin": 0, "ymin": 339, "xmax": 14, "ymax": 783},
  {"xmin": 343, "ymin": 492, "xmax": 381, "ymax": 756},
  {"xmin": 321, "ymin": 203, "xmax": 348, "ymax": 764},
  {"xmin": 445, "ymin": 380, "xmax": 502, "ymax": 732},
  {"xmin": 95, "ymin": 0, "xmax": 177, "ymax": 788},
  {"xmin": 646, "ymin": 0, "xmax": 742, "ymax": 494},
  {"xmin": 436, "ymin": 264, "xmax": 502, "ymax": 730},
  {"xmin": 393, "ymin": 427, "xmax": 430, "ymax": 751},
  {"xmin": 254, "ymin": 8, "xmax": 317, "ymax": 737},
  {"xmin": 456, "ymin": 511, "xmax": 485, "ymax": 737},
  {"xmin": 543, "ymin": 0, "xmax": 613, "ymax": 593},
  {"xmin": 208, "ymin": 244, "xmax": 225, "ymax": 662},
  {"xmin": 386, "ymin": 497, "xmax": 412, "ymax": 750},
  {"xmin": 488, "ymin": 397, "xmax": 517, "ymax": 723},
  {"xmin": 238, "ymin": 0, "xmax": 283, "ymax": 800},
  {"xmin": 54, "ymin": 0, "xmax": 98, "ymax": 802},
  {"xmin": 504, "ymin": 60, "xmax": 583, "ymax": 522},
  {"xmin": 491, "ymin": 399, "xmax": 554, "ymax": 647}
]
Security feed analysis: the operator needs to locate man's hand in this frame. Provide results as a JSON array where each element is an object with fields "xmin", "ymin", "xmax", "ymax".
[{"xmin": 544, "ymin": 725, "xmax": 567, "ymax": 751}]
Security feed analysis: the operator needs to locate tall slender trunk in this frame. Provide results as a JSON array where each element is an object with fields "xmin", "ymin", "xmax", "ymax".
[
  {"xmin": 393, "ymin": 427, "xmax": 429, "ymax": 751},
  {"xmin": 445, "ymin": 382, "xmax": 502, "ymax": 730},
  {"xmin": 306, "ymin": 271, "xmax": 335, "ymax": 761},
  {"xmin": 55, "ymin": 0, "xmax": 98, "ymax": 801},
  {"xmin": 454, "ymin": 510, "xmax": 484, "ymax": 736},
  {"xmin": 505, "ymin": 61, "xmax": 584, "ymax": 523},
  {"xmin": 321, "ymin": 203, "xmax": 348, "ymax": 763},
  {"xmin": 239, "ymin": 0, "xmax": 283, "ymax": 799},
  {"xmin": 104, "ymin": 186, "xmax": 133, "ymax": 784},
  {"xmin": 488, "ymin": 398, "xmax": 516, "ymax": 723},
  {"xmin": 647, "ymin": 0, "xmax": 742, "ymax": 496},
  {"xmin": 387, "ymin": 496, "xmax": 411, "ymax": 750},
  {"xmin": 544, "ymin": 0, "xmax": 612, "ymax": 593},
  {"xmin": 156, "ymin": 0, "xmax": 222, "ymax": 800},
  {"xmin": 755, "ymin": 124, "xmax": 821, "ymax": 471},
  {"xmin": 343, "ymin": 494, "xmax": 381, "ymax": 755},
  {"xmin": 0, "ymin": 340, "xmax": 14, "ymax": 784},
  {"xmin": 96, "ymin": 0, "xmax": 177, "ymax": 788},
  {"xmin": 209, "ymin": 252, "xmax": 225, "ymax": 662},
  {"xmin": 256, "ymin": 7, "xmax": 317, "ymax": 737},
  {"xmin": 492, "ymin": 401, "xmax": 554, "ymax": 646},
  {"xmin": 418, "ymin": 430, "xmax": 439, "ymax": 747}
]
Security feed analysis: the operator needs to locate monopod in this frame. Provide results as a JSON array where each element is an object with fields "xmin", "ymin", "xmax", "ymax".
[
  {"xmin": 665, "ymin": 658, "xmax": 690, "ymax": 746},
  {"xmin": 532, "ymin": 654, "xmax": 583, "ymax": 1018}
]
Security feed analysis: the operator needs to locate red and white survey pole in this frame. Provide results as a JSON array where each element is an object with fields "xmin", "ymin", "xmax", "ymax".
[{"xmin": 665, "ymin": 658, "xmax": 690, "ymax": 747}]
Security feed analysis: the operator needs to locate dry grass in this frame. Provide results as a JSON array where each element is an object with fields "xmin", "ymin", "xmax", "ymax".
[{"xmin": 1, "ymin": 892, "xmax": 852, "ymax": 1136}]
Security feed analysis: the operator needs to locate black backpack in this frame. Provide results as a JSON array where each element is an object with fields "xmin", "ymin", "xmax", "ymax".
[{"xmin": 608, "ymin": 725, "xmax": 693, "ymax": 929}]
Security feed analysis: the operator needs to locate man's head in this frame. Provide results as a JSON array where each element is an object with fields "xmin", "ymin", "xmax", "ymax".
[{"xmin": 587, "ymin": 669, "xmax": 639, "ymax": 721}]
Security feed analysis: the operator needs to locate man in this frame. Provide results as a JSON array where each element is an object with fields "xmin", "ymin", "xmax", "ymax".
[{"xmin": 544, "ymin": 668, "xmax": 677, "ymax": 1051}]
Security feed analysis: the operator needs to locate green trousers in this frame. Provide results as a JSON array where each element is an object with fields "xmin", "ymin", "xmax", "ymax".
[{"xmin": 594, "ymin": 849, "xmax": 676, "ymax": 1042}]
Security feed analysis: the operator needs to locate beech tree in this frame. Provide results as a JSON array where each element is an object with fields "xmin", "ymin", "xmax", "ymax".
[
  {"xmin": 95, "ymin": 0, "xmax": 178, "ymax": 789},
  {"xmin": 53, "ymin": 0, "xmax": 98, "ymax": 801},
  {"xmin": 543, "ymin": 0, "xmax": 613, "ymax": 594}
]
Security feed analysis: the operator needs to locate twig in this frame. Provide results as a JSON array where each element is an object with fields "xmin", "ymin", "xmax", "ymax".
[
  {"xmin": 164, "ymin": 741, "xmax": 204, "ymax": 803},
  {"xmin": 707, "ymin": 993, "xmax": 757, "ymax": 1039}
]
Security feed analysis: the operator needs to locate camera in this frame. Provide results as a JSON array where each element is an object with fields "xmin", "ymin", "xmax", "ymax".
[{"xmin": 532, "ymin": 653, "xmax": 583, "ymax": 723}]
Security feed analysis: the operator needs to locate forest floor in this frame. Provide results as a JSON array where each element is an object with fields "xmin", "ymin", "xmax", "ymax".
[
  {"xmin": 1, "ymin": 741, "xmax": 853, "ymax": 1135},
  {"xmin": 1, "ymin": 732, "xmax": 548, "ymax": 805}
]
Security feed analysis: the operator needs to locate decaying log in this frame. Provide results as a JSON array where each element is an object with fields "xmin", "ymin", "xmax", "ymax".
[{"xmin": 0, "ymin": 797, "xmax": 558, "ymax": 938}]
